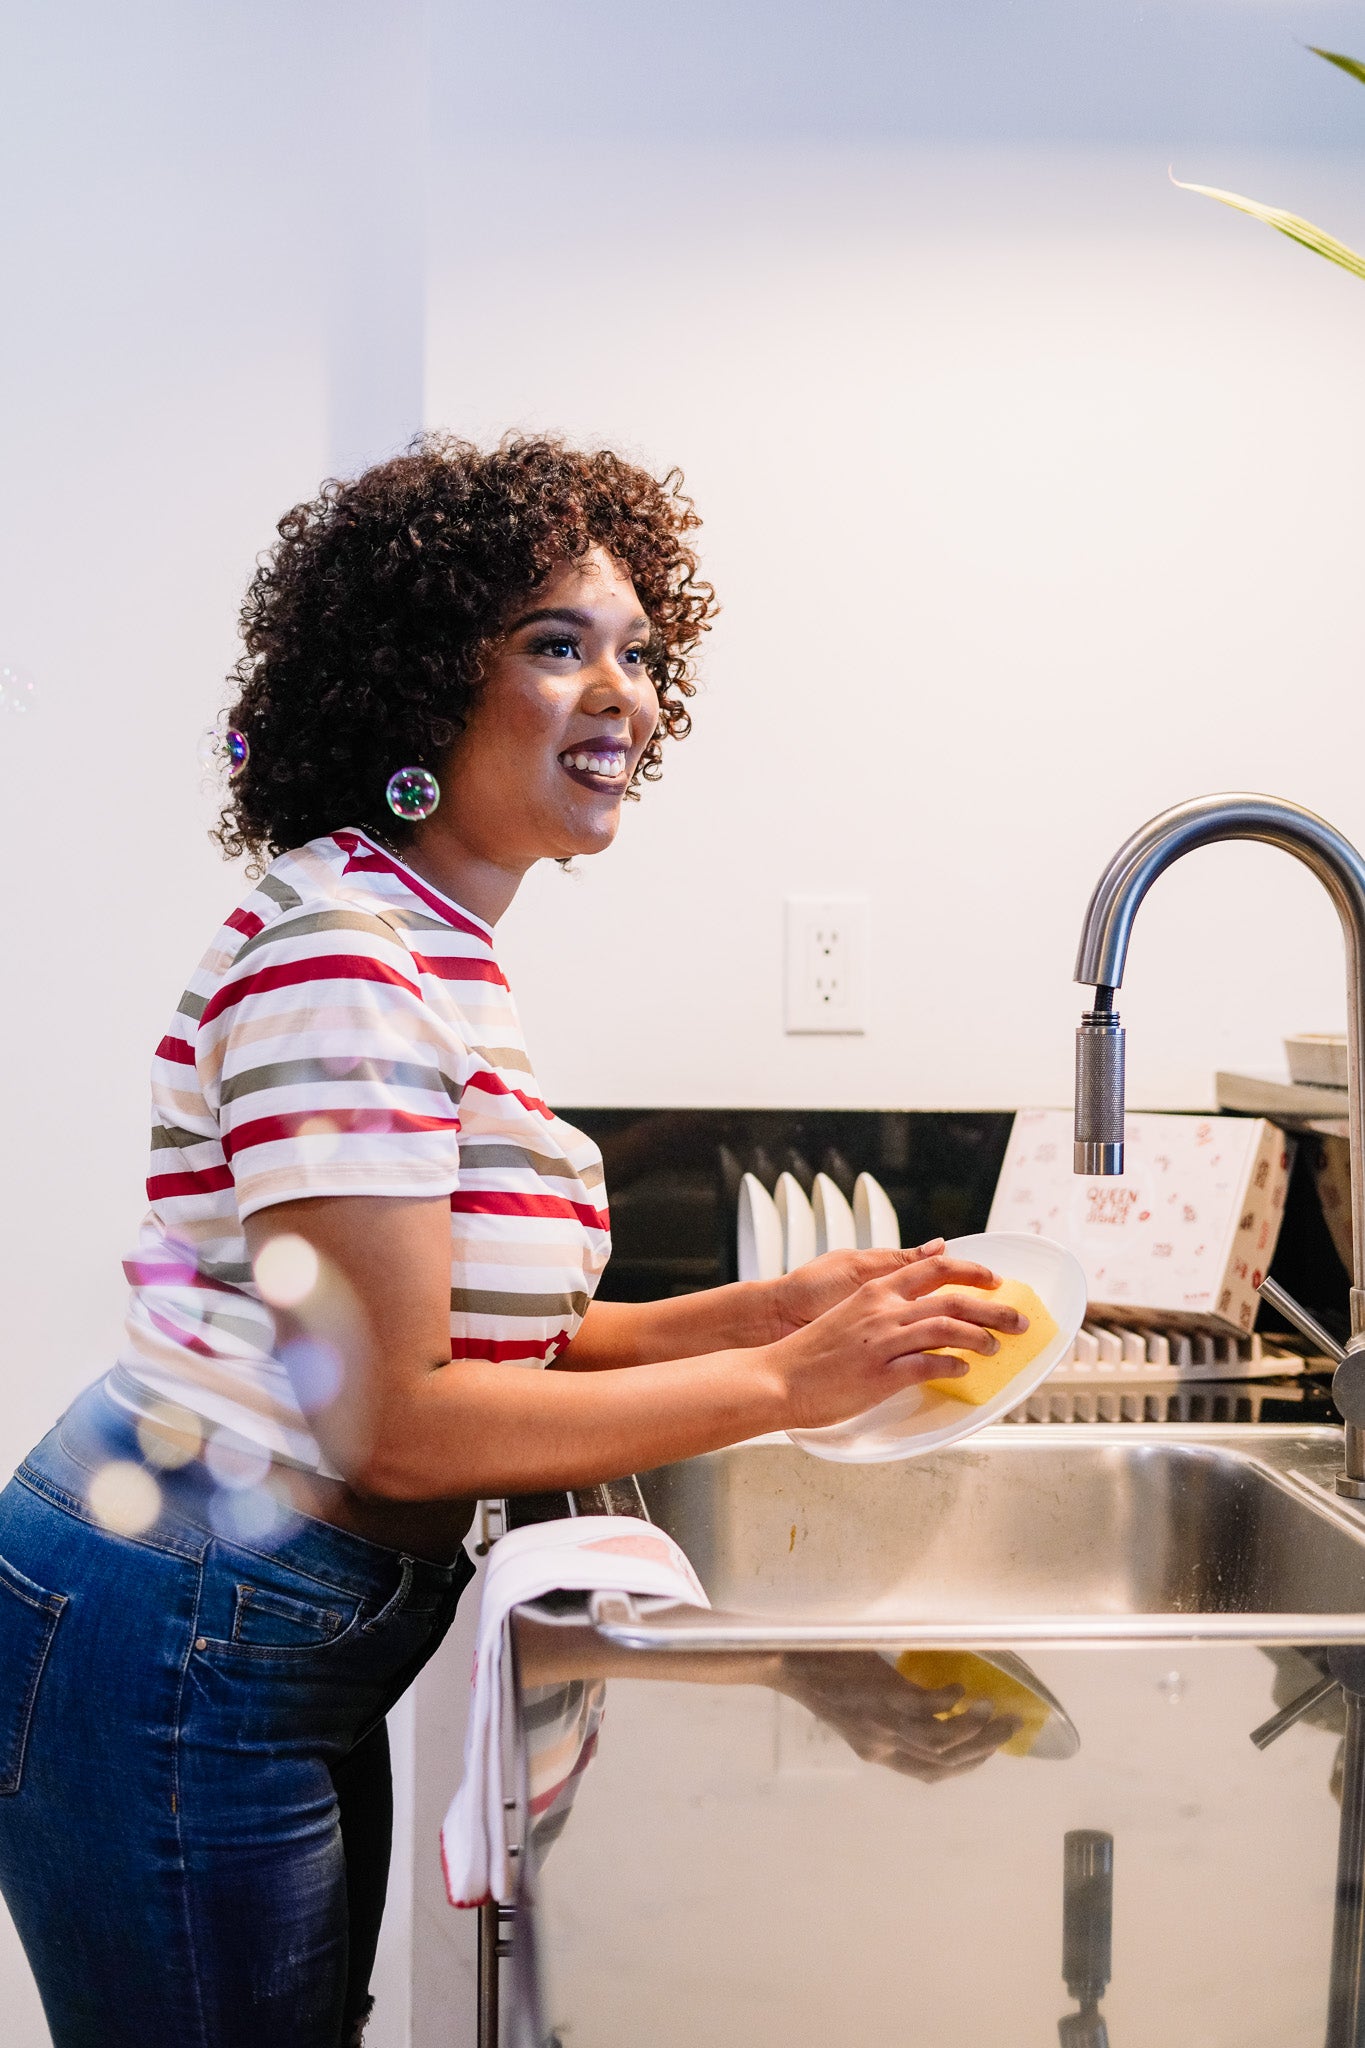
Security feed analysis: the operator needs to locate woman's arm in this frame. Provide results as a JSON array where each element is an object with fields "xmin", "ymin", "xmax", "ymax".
[
  {"xmin": 559, "ymin": 1243, "xmax": 952, "ymax": 1370},
  {"xmin": 245, "ymin": 1197, "xmax": 1022, "ymax": 1502},
  {"xmin": 513, "ymin": 1619, "xmax": 1018, "ymax": 1782}
]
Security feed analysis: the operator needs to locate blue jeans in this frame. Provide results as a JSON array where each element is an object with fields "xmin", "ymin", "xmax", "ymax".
[{"xmin": 0, "ymin": 1378, "xmax": 472, "ymax": 2047}]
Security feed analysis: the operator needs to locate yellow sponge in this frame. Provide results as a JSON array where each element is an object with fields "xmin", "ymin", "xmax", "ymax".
[
  {"xmin": 894, "ymin": 1648, "xmax": 1051, "ymax": 1756},
  {"xmin": 920, "ymin": 1278, "xmax": 1057, "ymax": 1406}
]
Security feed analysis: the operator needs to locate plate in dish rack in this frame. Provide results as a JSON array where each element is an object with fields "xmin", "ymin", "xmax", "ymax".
[{"xmin": 787, "ymin": 1231, "xmax": 1087, "ymax": 1463}]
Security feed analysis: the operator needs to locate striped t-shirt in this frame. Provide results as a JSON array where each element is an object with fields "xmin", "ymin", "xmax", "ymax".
[{"xmin": 113, "ymin": 828, "xmax": 610, "ymax": 1477}]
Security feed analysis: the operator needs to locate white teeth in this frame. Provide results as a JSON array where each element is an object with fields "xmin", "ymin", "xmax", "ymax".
[
  {"xmin": 561, "ymin": 749, "xmax": 626, "ymax": 778},
  {"xmin": 574, "ymin": 754, "xmax": 590, "ymax": 771}
]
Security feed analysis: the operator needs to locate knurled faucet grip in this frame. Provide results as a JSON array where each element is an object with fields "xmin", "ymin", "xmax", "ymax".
[
  {"xmin": 1074, "ymin": 1018, "xmax": 1126, "ymax": 1176},
  {"xmin": 1062, "ymin": 1829, "xmax": 1114, "ymax": 2005}
]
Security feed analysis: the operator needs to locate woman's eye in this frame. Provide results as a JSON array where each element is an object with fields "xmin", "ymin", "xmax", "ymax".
[
  {"xmin": 620, "ymin": 646, "xmax": 647, "ymax": 667},
  {"xmin": 534, "ymin": 636, "xmax": 580, "ymax": 661}
]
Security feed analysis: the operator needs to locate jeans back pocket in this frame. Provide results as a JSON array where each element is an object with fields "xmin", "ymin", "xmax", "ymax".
[{"xmin": 0, "ymin": 1553, "xmax": 66, "ymax": 1795}]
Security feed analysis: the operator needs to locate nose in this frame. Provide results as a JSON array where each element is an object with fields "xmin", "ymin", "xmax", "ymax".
[{"xmin": 579, "ymin": 654, "xmax": 651, "ymax": 722}]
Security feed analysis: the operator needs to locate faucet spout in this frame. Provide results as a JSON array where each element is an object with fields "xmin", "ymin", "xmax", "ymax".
[{"xmin": 1072, "ymin": 795, "xmax": 1365, "ymax": 1486}]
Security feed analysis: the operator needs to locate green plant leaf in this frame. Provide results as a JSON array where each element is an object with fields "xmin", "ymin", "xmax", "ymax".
[
  {"xmin": 1171, "ymin": 174, "xmax": 1365, "ymax": 281},
  {"xmin": 1309, "ymin": 46, "xmax": 1365, "ymax": 88}
]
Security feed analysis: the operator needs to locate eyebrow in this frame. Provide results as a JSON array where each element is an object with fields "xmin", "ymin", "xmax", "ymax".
[{"xmin": 506, "ymin": 604, "xmax": 651, "ymax": 637}]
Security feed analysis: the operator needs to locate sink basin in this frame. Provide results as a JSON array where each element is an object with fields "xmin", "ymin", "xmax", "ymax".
[{"xmin": 604, "ymin": 1425, "xmax": 1365, "ymax": 1648}]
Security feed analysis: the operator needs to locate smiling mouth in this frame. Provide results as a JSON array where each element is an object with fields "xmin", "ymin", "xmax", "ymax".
[{"xmin": 558, "ymin": 746, "xmax": 628, "ymax": 790}]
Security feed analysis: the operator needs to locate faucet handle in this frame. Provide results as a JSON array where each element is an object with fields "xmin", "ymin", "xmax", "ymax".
[
  {"xmin": 1256, "ymin": 1278, "xmax": 1365, "ymax": 1495},
  {"xmin": 1074, "ymin": 1001, "xmax": 1125, "ymax": 1176},
  {"xmin": 1257, "ymin": 1276, "xmax": 1345, "ymax": 1364}
]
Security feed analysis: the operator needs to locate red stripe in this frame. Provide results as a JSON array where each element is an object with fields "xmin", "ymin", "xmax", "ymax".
[
  {"xmin": 199, "ymin": 953, "xmax": 421, "ymax": 1027},
  {"xmin": 225, "ymin": 907, "xmax": 264, "ymax": 939},
  {"xmin": 450, "ymin": 1190, "xmax": 609, "ymax": 1230},
  {"xmin": 528, "ymin": 1728, "xmax": 600, "ymax": 1817},
  {"xmin": 334, "ymin": 831, "xmax": 492, "ymax": 942},
  {"xmin": 409, "ymin": 951, "xmax": 508, "ymax": 989},
  {"xmin": 448, "ymin": 1335, "xmax": 565, "ymax": 1363},
  {"xmin": 462, "ymin": 1069, "xmax": 552, "ymax": 1119},
  {"xmin": 222, "ymin": 1107, "xmax": 459, "ymax": 1161},
  {"xmin": 155, "ymin": 1034, "xmax": 196, "ymax": 1066},
  {"xmin": 147, "ymin": 1164, "xmax": 235, "ymax": 1201},
  {"xmin": 143, "ymin": 1304, "xmax": 218, "ymax": 1357},
  {"xmin": 123, "ymin": 1258, "xmax": 239, "ymax": 1298}
]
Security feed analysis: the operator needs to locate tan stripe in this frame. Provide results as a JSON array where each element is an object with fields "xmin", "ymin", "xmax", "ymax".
[
  {"xmin": 451, "ymin": 1239, "xmax": 604, "ymax": 1271},
  {"xmin": 450, "ymin": 1287, "xmax": 588, "ymax": 1319},
  {"xmin": 121, "ymin": 1329, "xmax": 308, "ymax": 1431},
  {"xmin": 231, "ymin": 907, "xmax": 407, "ymax": 965},
  {"xmin": 257, "ymin": 873, "xmax": 304, "ymax": 911},
  {"xmin": 469, "ymin": 1044, "xmax": 534, "ymax": 1075},
  {"xmin": 197, "ymin": 999, "xmax": 453, "ymax": 1084},
  {"xmin": 457, "ymin": 1142, "xmax": 586, "ymax": 1182},
  {"xmin": 372, "ymin": 904, "xmax": 466, "ymax": 937},
  {"xmin": 219, "ymin": 1055, "xmax": 461, "ymax": 1107},
  {"xmin": 235, "ymin": 1159, "xmax": 460, "ymax": 1207},
  {"xmin": 150, "ymin": 1122, "xmax": 218, "ymax": 1152}
]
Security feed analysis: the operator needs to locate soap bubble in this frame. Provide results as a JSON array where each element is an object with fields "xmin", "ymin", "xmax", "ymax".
[
  {"xmin": 205, "ymin": 1431, "xmax": 273, "ymax": 1493},
  {"xmin": 280, "ymin": 1334, "xmax": 344, "ymax": 1413},
  {"xmin": 254, "ymin": 1232, "xmax": 320, "ymax": 1309},
  {"xmin": 385, "ymin": 766, "xmax": 440, "ymax": 821},
  {"xmin": 89, "ymin": 1460, "xmax": 162, "ymax": 1536},
  {"xmin": 0, "ymin": 664, "xmax": 36, "ymax": 715},
  {"xmin": 135, "ymin": 1401, "xmax": 204, "ymax": 1471},
  {"xmin": 297, "ymin": 1113, "xmax": 341, "ymax": 1163},
  {"xmin": 198, "ymin": 716, "xmax": 249, "ymax": 781},
  {"xmin": 208, "ymin": 1480, "xmax": 297, "ymax": 1545}
]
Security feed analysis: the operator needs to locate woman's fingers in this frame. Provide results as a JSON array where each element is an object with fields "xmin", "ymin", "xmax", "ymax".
[
  {"xmin": 887, "ymin": 1310, "xmax": 1022, "ymax": 1358},
  {"xmin": 898, "ymin": 1681, "xmax": 967, "ymax": 1715},
  {"xmin": 912, "ymin": 1289, "xmax": 1027, "ymax": 1334},
  {"xmin": 894, "ymin": 1253, "xmax": 1001, "ymax": 1299}
]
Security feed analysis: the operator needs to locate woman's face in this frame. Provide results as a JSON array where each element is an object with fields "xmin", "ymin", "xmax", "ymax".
[{"xmin": 434, "ymin": 547, "xmax": 660, "ymax": 871}]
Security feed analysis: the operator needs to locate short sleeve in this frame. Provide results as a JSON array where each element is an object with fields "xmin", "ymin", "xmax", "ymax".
[{"xmin": 198, "ymin": 905, "xmax": 464, "ymax": 1221}]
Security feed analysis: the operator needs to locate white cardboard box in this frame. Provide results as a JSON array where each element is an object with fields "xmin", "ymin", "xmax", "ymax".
[{"xmin": 986, "ymin": 1110, "xmax": 1294, "ymax": 1334}]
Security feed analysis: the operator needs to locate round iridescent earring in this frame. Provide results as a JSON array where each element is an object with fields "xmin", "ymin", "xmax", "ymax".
[
  {"xmin": 196, "ymin": 716, "xmax": 250, "ymax": 780},
  {"xmin": 385, "ymin": 766, "xmax": 440, "ymax": 821}
]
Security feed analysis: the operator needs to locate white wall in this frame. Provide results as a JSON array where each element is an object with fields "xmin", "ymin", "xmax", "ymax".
[
  {"xmin": 0, "ymin": 5, "xmax": 426, "ymax": 2040},
  {"xmin": 426, "ymin": 0, "xmax": 1365, "ymax": 1114},
  {"xmin": 426, "ymin": 133, "xmax": 1365, "ymax": 1115}
]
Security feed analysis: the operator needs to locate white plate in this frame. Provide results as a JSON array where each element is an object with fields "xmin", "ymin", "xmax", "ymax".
[
  {"xmin": 812, "ymin": 1173, "xmax": 857, "ymax": 1256},
  {"xmin": 853, "ymin": 1171, "xmax": 900, "ymax": 1250},
  {"xmin": 774, "ymin": 1172, "xmax": 817, "ymax": 1273},
  {"xmin": 787, "ymin": 1231, "xmax": 1087, "ymax": 1463},
  {"xmin": 737, "ymin": 1173, "xmax": 783, "ymax": 1283}
]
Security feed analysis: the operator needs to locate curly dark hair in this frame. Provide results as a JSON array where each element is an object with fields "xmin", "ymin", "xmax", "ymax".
[{"xmin": 213, "ymin": 433, "xmax": 717, "ymax": 862}]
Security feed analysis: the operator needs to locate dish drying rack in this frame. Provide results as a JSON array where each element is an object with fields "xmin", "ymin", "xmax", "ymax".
[
  {"xmin": 1004, "ymin": 1317, "xmax": 1312, "ymax": 1427},
  {"xmin": 1053, "ymin": 1321, "xmax": 1306, "ymax": 1383},
  {"xmin": 1004, "ymin": 1380, "xmax": 1308, "ymax": 1425}
]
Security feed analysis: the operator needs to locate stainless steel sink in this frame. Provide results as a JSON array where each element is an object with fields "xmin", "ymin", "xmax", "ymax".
[{"xmin": 593, "ymin": 1425, "xmax": 1365, "ymax": 1649}]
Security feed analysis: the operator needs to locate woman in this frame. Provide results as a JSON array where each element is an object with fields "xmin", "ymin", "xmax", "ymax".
[{"xmin": 0, "ymin": 436, "xmax": 1024, "ymax": 2047}]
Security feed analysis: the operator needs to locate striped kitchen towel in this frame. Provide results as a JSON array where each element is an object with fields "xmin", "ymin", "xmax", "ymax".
[{"xmin": 440, "ymin": 1515, "xmax": 709, "ymax": 1907}]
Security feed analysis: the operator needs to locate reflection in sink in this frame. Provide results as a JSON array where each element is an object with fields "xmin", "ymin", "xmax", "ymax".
[{"xmin": 633, "ymin": 1426, "xmax": 1365, "ymax": 1641}]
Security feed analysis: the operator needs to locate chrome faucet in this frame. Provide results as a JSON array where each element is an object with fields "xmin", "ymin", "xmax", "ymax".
[{"xmin": 1072, "ymin": 792, "xmax": 1365, "ymax": 1495}]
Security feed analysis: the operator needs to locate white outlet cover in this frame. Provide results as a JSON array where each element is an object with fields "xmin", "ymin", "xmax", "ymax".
[{"xmin": 784, "ymin": 895, "xmax": 868, "ymax": 1034}]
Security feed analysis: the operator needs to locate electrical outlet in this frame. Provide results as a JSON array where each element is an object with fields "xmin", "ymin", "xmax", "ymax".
[{"xmin": 784, "ymin": 896, "xmax": 868, "ymax": 1034}]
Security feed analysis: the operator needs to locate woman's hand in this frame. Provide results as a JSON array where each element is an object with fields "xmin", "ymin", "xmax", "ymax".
[
  {"xmin": 775, "ymin": 1653, "xmax": 1021, "ymax": 1783},
  {"xmin": 762, "ymin": 1251, "xmax": 1026, "ymax": 1432},
  {"xmin": 771, "ymin": 1239, "xmax": 949, "ymax": 1337}
]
